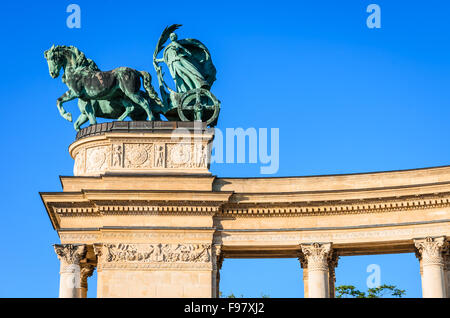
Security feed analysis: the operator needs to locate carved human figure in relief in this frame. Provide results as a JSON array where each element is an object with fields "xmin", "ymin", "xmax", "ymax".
[
  {"xmin": 112, "ymin": 145, "xmax": 122, "ymax": 167},
  {"xmin": 74, "ymin": 151, "xmax": 84, "ymax": 174},
  {"xmin": 155, "ymin": 145, "xmax": 165, "ymax": 167},
  {"xmin": 194, "ymin": 144, "xmax": 207, "ymax": 168},
  {"xmin": 171, "ymin": 144, "xmax": 191, "ymax": 165}
]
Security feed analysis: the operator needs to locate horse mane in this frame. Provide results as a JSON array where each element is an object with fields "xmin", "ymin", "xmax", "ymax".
[{"xmin": 54, "ymin": 45, "xmax": 100, "ymax": 72}]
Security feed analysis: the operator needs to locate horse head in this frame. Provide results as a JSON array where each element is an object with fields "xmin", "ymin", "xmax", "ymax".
[
  {"xmin": 44, "ymin": 45, "xmax": 66, "ymax": 78},
  {"xmin": 44, "ymin": 45, "xmax": 100, "ymax": 79}
]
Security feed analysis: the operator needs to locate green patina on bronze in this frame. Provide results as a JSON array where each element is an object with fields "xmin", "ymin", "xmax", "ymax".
[{"xmin": 44, "ymin": 25, "xmax": 220, "ymax": 131}]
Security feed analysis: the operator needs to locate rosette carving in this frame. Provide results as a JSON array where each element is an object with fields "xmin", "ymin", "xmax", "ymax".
[{"xmin": 124, "ymin": 143, "xmax": 153, "ymax": 168}]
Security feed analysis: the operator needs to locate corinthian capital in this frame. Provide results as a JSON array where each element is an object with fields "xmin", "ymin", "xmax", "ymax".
[
  {"xmin": 80, "ymin": 263, "xmax": 95, "ymax": 289},
  {"xmin": 300, "ymin": 243, "xmax": 332, "ymax": 271},
  {"xmin": 414, "ymin": 236, "xmax": 448, "ymax": 266},
  {"xmin": 80, "ymin": 263, "xmax": 95, "ymax": 280},
  {"xmin": 93, "ymin": 243, "xmax": 103, "ymax": 258},
  {"xmin": 54, "ymin": 244, "xmax": 87, "ymax": 266},
  {"xmin": 212, "ymin": 244, "xmax": 224, "ymax": 270}
]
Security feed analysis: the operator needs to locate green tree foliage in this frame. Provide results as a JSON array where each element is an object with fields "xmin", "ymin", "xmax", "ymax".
[
  {"xmin": 335, "ymin": 284, "xmax": 406, "ymax": 298},
  {"xmin": 219, "ymin": 291, "xmax": 269, "ymax": 298}
]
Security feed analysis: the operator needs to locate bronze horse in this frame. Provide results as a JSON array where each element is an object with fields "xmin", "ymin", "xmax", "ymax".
[{"xmin": 44, "ymin": 45, "xmax": 163, "ymax": 131}]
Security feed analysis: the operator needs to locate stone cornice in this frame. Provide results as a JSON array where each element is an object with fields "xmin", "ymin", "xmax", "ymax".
[
  {"xmin": 73, "ymin": 121, "xmax": 210, "ymax": 141},
  {"xmin": 221, "ymin": 192, "xmax": 450, "ymax": 217},
  {"xmin": 41, "ymin": 190, "xmax": 233, "ymax": 229},
  {"xmin": 214, "ymin": 165, "xmax": 450, "ymax": 193},
  {"xmin": 227, "ymin": 182, "xmax": 450, "ymax": 203},
  {"xmin": 42, "ymin": 190, "xmax": 450, "ymax": 231},
  {"xmin": 60, "ymin": 174, "xmax": 216, "ymax": 192},
  {"xmin": 42, "ymin": 190, "xmax": 233, "ymax": 202}
]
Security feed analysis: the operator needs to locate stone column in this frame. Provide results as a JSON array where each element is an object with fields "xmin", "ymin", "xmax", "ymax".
[
  {"xmin": 93, "ymin": 243, "xmax": 103, "ymax": 298},
  {"xmin": 54, "ymin": 244, "xmax": 87, "ymax": 298},
  {"xmin": 328, "ymin": 250, "xmax": 339, "ymax": 298},
  {"xmin": 80, "ymin": 263, "xmax": 95, "ymax": 298},
  {"xmin": 212, "ymin": 244, "xmax": 224, "ymax": 298},
  {"xmin": 418, "ymin": 258, "xmax": 424, "ymax": 292},
  {"xmin": 299, "ymin": 243, "xmax": 333, "ymax": 298},
  {"xmin": 303, "ymin": 268, "xmax": 309, "ymax": 298},
  {"xmin": 298, "ymin": 254, "xmax": 309, "ymax": 298},
  {"xmin": 443, "ymin": 248, "xmax": 450, "ymax": 298},
  {"xmin": 414, "ymin": 236, "xmax": 448, "ymax": 298}
]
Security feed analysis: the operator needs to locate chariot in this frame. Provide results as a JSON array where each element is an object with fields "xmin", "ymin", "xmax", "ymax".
[
  {"xmin": 44, "ymin": 24, "xmax": 221, "ymax": 131},
  {"xmin": 153, "ymin": 24, "xmax": 220, "ymax": 127},
  {"xmin": 156, "ymin": 88, "xmax": 220, "ymax": 127}
]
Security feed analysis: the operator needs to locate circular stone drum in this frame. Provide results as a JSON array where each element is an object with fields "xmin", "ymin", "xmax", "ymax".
[{"xmin": 69, "ymin": 121, "xmax": 214, "ymax": 176}]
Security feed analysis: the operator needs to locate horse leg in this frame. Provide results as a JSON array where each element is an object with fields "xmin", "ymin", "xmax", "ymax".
[
  {"xmin": 57, "ymin": 90, "xmax": 79, "ymax": 122},
  {"xmin": 130, "ymin": 91, "xmax": 156, "ymax": 121},
  {"xmin": 84, "ymin": 101, "xmax": 97, "ymax": 125},
  {"xmin": 74, "ymin": 113, "xmax": 88, "ymax": 131},
  {"xmin": 116, "ymin": 69, "xmax": 155, "ymax": 120},
  {"xmin": 73, "ymin": 99, "xmax": 89, "ymax": 131},
  {"xmin": 122, "ymin": 89, "xmax": 155, "ymax": 121},
  {"xmin": 117, "ymin": 99, "xmax": 135, "ymax": 121}
]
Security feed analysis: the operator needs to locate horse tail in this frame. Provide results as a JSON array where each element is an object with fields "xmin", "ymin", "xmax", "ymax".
[{"xmin": 139, "ymin": 71, "xmax": 163, "ymax": 107}]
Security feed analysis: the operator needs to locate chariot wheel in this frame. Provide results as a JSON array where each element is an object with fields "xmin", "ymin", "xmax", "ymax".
[{"xmin": 177, "ymin": 88, "xmax": 220, "ymax": 126}]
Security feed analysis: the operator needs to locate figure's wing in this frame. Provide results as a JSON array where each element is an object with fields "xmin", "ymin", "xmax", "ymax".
[
  {"xmin": 153, "ymin": 24, "xmax": 182, "ymax": 59},
  {"xmin": 153, "ymin": 24, "xmax": 182, "ymax": 98},
  {"xmin": 178, "ymin": 38, "xmax": 216, "ymax": 87},
  {"xmin": 178, "ymin": 39, "xmax": 210, "ymax": 59}
]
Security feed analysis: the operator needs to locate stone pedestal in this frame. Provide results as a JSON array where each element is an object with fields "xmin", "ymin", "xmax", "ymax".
[
  {"xmin": 46, "ymin": 122, "xmax": 227, "ymax": 298},
  {"xmin": 70, "ymin": 121, "xmax": 214, "ymax": 176},
  {"xmin": 93, "ymin": 242, "xmax": 221, "ymax": 297}
]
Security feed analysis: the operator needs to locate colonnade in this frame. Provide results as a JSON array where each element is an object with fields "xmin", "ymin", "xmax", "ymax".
[{"xmin": 53, "ymin": 236, "xmax": 449, "ymax": 298}]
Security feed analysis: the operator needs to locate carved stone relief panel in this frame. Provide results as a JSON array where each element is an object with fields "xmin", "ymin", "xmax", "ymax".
[
  {"xmin": 73, "ymin": 149, "xmax": 86, "ymax": 175},
  {"xmin": 166, "ymin": 143, "xmax": 192, "ymax": 168},
  {"xmin": 86, "ymin": 146, "xmax": 109, "ymax": 173},
  {"xmin": 124, "ymin": 143, "xmax": 153, "ymax": 169}
]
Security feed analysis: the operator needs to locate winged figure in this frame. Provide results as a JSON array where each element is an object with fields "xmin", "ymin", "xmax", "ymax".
[{"xmin": 153, "ymin": 24, "xmax": 216, "ymax": 94}]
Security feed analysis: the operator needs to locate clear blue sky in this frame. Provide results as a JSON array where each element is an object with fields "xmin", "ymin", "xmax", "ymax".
[{"xmin": 1, "ymin": 0, "xmax": 450, "ymax": 297}]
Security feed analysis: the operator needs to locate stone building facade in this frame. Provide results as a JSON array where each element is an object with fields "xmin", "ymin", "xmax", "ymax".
[{"xmin": 41, "ymin": 122, "xmax": 450, "ymax": 297}]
